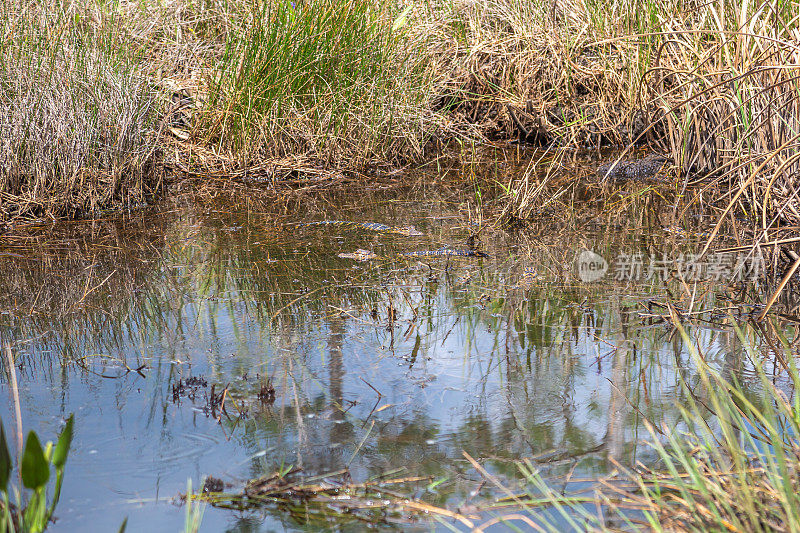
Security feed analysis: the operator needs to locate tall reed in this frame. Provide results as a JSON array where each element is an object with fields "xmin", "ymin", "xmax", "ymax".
[
  {"xmin": 642, "ymin": 0, "xmax": 800, "ymax": 237},
  {"xmin": 445, "ymin": 0, "xmax": 800, "ymax": 229}
]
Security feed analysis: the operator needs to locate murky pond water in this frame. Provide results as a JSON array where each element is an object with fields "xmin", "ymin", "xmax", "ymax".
[{"xmin": 0, "ymin": 172, "xmax": 789, "ymax": 530}]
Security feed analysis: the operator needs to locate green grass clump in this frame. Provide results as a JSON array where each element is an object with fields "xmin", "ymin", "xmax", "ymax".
[
  {"xmin": 202, "ymin": 0, "xmax": 433, "ymax": 166},
  {"xmin": 634, "ymin": 318, "xmax": 800, "ymax": 531}
]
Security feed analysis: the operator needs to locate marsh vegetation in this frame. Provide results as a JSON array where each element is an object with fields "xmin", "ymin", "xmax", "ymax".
[
  {"xmin": 1, "ymin": 0, "xmax": 798, "ymax": 229},
  {"xmin": 1, "ymin": 0, "xmax": 800, "ymax": 530}
]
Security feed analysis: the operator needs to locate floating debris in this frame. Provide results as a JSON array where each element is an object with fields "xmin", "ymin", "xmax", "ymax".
[
  {"xmin": 171, "ymin": 375, "xmax": 208, "ymax": 402},
  {"xmin": 257, "ymin": 379, "xmax": 276, "ymax": 404},
  {"xmin": 202, "ymin": 476, "xmax": 227, "ymax": 494},
  {"xmin": 171, "ymin": 374, "xmax": 278, "ymax": 421},
  {"xmin": 188, "ymin": 467, "xmax": 477, "ymax": 528}
]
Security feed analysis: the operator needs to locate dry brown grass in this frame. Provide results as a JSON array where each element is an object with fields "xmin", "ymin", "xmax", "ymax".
[
  {"xmin": 414, "ymin": 0, "xmax": 654, "ymax": 147},
  {"xmin": 0, "ymin": 0, "xmax": 455, "ymax": 225},
  {"xmin": 2, "ymin": 0, "xmax": 798, "ymax": 237},
  {"xmin": 435, "ymin": 0, "xmax": 800, "ymax": 240},
  {"xmin": 640, "ymin": 3, "xmax": 800, "ymax": 237},
  {"xmin": 0, "ymin": 0, "xmax": 168, "ymax": 225}
]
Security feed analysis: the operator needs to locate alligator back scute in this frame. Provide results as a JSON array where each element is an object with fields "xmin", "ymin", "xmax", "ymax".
[
  {"xmin": 663, "ymin": 225, "xmax": 712, "ymax": 239},
  {"xmin": 359, "ymin": 222, "xmax": 391, "ymax": 232},
  {"xmin": 296, "ymin": 220, "xmax": 353, "ymax": 229},
  {"xmin": 598, "ymin": 154, "xmax": 669, "ymax": 182},
  {"xmin": 295, "ymin": 220, "xmax": 423, "ymax": 236},
  {"xmin": 401, "ymin": 249, "xmax": 488, "ymax": 258}
]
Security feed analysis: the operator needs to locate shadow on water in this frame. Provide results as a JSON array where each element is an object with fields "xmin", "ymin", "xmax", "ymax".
[{"xmin": 0, "ymin": 173, "xmax": 795, "ymax": 530}]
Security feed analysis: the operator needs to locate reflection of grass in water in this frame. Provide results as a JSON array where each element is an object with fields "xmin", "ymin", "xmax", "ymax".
[
  {"xmin": 0, "ymin": 203, "xmax": 789, "ymax": 530},
  {"xmin": 471, "ymin": 315, "xmax": 800, "ymax": 531},
  {"xmin": 0, "ymin": 211, "xmax": 394, "ymax": 360},
  {"xmin": 0, "ymin": 183, "xmax": 720, "ymax": 360},
  {"xmin": 189, "ymin": 306, "xmax": 793, "ymax": 531}
]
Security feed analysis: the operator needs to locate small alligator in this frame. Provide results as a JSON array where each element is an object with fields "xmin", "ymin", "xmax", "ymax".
[
  {"xmin": 292, "ymin": 220, "xmax": 423, "ymax": 237},
  {"xmin": 338, "ymin": 248, "xmax": 488, "ymax": 261},
  {"xmin": 598, "ymin": 154, "xmax": 669, "ymax": 182},
  {"xmin": 402, "ymin": 249, "xmax": 488, "ymax": 258},
  {"xmin": 663, "ymin": 224, "xmax": 712, "ymax": 239},
  {"xmin": 519, "ymin": 266, "xmax": 543, "ymax": 286}
]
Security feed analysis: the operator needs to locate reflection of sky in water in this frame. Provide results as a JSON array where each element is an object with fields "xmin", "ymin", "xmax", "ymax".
[{"xmin": 0, "ymin": 196, "xmax": 787, "ymax": 532}]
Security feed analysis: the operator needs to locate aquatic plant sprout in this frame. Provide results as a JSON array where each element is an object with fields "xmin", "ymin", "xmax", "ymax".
[{"xmin": 0, "ymin": 415, "xmax": 74, "ymax": 533}]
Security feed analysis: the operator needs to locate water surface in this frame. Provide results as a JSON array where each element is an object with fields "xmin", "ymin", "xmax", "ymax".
[{"xmin": 0, "ymin": 175, "xmax": 787, "ymax": 531}]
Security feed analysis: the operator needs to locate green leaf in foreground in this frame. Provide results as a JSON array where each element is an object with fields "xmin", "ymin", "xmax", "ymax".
[
  {"xmin": 21, "ymin": 432, "xmax": 49, "ymax": 489},
  {"xmin": 0, "ymin": 422, "xmax": 11, "ymax": 491},
  {"xmin": 52, "ymin": 415, "xmax": 74, "ymax": 468}
]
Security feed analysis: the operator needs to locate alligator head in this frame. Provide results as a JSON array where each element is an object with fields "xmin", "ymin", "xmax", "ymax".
[
  {"xmin": 338, "ymin": 249, "xmax": 377, "ymax": 261},
  {"xmin": 394, "ymin": 225, "xmax": 423, "ymax": 237}
]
